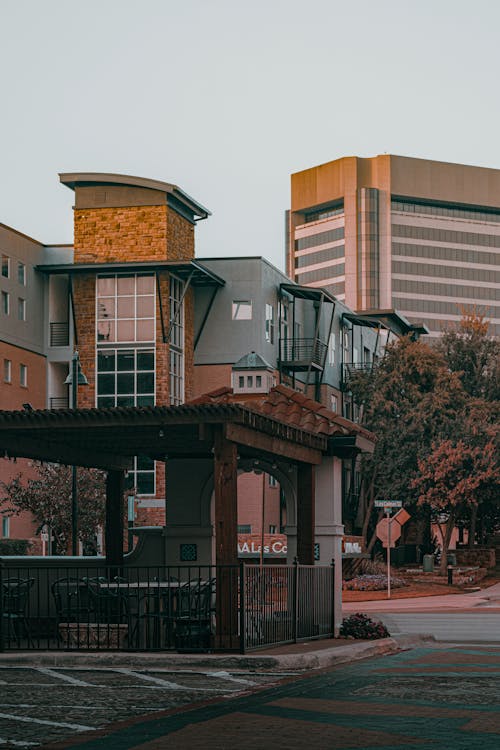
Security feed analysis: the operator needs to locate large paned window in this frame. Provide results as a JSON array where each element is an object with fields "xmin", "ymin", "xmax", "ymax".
[
  {"xmin": 96, "ymin": 274, "xmax": 155, "ymax": 343},
  {"xmin": 96, "ymin": 272, "xmax": 156, "ymax": 495},
  {"xmin": 169, "ymin": 275, "xmax": 185, "ymax": 406},
  {"xmin": 96, "ymin": 349, "xmax": 155, "ymax": 408}
]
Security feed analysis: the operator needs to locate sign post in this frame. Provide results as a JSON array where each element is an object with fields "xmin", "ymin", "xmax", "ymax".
[
  {"xmin": 374, "ymin": 500, "xmax": 405, "ymax": 600},
  {"xmin": 386, "ymin": 509, "xmax": 391, "ymax": 599}
]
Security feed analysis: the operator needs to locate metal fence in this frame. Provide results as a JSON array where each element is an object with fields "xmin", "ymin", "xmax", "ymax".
[{"xmin": 0, "ymin": 560, "xmax": 334, "ymax": 654}]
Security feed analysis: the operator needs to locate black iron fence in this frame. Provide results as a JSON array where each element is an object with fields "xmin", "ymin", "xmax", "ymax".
[{"xmin": 0, "ymin": 560, "xmax": 334, "ymax": 654}]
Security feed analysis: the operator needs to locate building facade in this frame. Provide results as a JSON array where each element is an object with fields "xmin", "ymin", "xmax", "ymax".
[
  {"xmin": 287, "ymin": 154, "xmax": 500, "ymax": 338},
  {"xmin": 1, "ymin": 171, "xmax": 391, "ymax": 560}
]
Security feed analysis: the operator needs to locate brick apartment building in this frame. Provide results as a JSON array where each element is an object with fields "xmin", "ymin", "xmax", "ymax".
[{"xmin": 0, "ymin": 171, "xmax": 415, "ymax": 559}]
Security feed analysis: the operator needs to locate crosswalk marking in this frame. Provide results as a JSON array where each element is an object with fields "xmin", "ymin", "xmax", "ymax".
[
  {"xmin": 0, "ymin": 712, "xmax": 93, "ymax": 732},
  {"xmin": 206, "ymin": 670, "xmax": 257, "ymax": 686},
  {"xmin": 34, "ymin": 668, "xmax": 96, "ymax": 686}
]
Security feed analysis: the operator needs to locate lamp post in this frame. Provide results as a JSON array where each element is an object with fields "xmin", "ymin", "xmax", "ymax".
[{"xmin": 64, "ymin": 351, "xmax": 88, "ymax": 556}]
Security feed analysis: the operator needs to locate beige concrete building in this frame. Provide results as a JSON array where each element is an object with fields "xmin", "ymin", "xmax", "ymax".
[{"xmin": 287, "ymin": 155, "xmax": 500, "ymax": 337}]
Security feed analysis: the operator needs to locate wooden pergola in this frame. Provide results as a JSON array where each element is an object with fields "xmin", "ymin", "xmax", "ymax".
[{"xmin": 0, "ymin": 401, "xmax": 340, "ymax": 567}]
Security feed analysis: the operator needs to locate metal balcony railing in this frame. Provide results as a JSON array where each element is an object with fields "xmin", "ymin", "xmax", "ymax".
[
  {"xmin": 279, "ymin": 338, "xmax": 327, "ymax": 371},
  {"xmin": 49, "ymin": 322, "xmax": 69, "ymax": 347},
  {"xmin": 49, "ymin": 397, "xmax": 69, "ymax": 410}
]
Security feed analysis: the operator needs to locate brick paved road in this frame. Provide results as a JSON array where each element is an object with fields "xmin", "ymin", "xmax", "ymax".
[
  {"xmin": 0, "ymin": 666, "xmax": 293, "ymax": 748},
  {"xmin": 37, "ymin": 645, "xmax": 500, "ymax": 750}
]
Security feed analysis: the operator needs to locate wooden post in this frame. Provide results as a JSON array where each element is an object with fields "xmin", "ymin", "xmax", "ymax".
[
  {"xmin": 296, "ymin": 463, "xmax": 315, "ymax": 565},
  {"xmin": 105, "ymin": 469, "xmax": 125, "ymax": 570},
  {"xmin": 213, "ymin": 428, "xmax": 238, "ymax": 648}
]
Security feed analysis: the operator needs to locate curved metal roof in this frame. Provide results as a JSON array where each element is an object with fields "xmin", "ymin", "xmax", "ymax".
[{"xmin": 59, "ymin": 172, "xmax": 211, "ymax": 220}]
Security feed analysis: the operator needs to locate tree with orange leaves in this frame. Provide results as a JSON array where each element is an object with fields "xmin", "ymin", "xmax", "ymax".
[{"xmin": 412, "ymin": 438, "xmax": 499, "ymax": 573}]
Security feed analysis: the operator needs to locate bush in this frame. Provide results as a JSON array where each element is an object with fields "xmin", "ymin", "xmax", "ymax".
[
  {"xmin": 343, "ymin": 574, "xmax": 405, "ymax": 591},
  {"xmin": 0, "ymin": 539, "xmax": 32, "ymax": 556},
  {"xmin": 339, "ymin": 613, "xmax": 390, "ymax": 640}
]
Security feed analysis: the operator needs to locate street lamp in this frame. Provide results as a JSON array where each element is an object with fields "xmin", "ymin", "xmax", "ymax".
[{"xmin": 64, "ymin": 351, "xmax": 88, "ymax": 556}]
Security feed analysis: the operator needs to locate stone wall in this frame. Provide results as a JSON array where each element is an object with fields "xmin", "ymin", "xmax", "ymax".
[{"xmin": 455, "ymin": 547, "xmax": 496, "ymax": 569}]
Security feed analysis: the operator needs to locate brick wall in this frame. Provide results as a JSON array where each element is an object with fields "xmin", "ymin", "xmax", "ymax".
[{"xmin": 74, "ymin": 204, "xmax": 194, "ymax": 263}]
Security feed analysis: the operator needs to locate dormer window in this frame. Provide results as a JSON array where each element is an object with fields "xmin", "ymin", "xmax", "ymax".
[{"xmin": 232, "ymin": 351, "xmax": 276, "ymax": 394}]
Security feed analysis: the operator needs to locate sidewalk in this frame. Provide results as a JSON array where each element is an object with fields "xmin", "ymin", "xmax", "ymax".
[
  {"xmin": 0, "ymin": 633, "xmax": 429, "ymax": 672},
  {"xmin": 342, "ymin": 580, "xmax": 500, "ymax": 613}
]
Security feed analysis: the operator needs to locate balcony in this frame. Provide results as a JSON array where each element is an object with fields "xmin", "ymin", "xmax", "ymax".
[
  {"xmin": 50, "ymin": 397, "xmax": 69, "ymax": 410},
  {"xmin": 342, "ymin": 361, "xmax": 374, "ymax": 389},
  {"xmin": 50, "ymin": 322, "xmax": 69, "ymax": 347},
  {"xmin": 279, "ymin": 338, "xmax": 327, "ymax": 372}
]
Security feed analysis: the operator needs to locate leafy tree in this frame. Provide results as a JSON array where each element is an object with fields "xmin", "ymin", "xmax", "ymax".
[
  {"xmin": 437, "ymin": 311, "xmax": 500, "ymax": 401},
  {"xmin": 412, "ymin": 439, "xmax": 500, "ymax": 572},
  {"xmin": 347, "ymin": 336, "xmax": 466, "ymax": 551},
  {"xmin": 0, "ymin": 462, "xmax": 107, "ymax": 554}
]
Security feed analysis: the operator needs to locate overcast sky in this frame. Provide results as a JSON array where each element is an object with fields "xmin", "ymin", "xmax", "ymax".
[{"xmin": 1, "ymin": 0, "xmax": 499, "ymax": 271}]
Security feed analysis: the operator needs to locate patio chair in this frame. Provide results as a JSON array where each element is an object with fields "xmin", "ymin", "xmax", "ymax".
[
  {"xmin": 173, "ymin": 580, "xmax": 214, "ymax": 652},
  {"xmin": 51, "ymin": 577, "xmax": 93, "ymax": 625},
  {"xmin": 85, "ymin": 578, "xmax": 129, "ymax": 625},
  {"xmin": 2, "ymin": 578, "xmax": 35, "ymax": 644}
]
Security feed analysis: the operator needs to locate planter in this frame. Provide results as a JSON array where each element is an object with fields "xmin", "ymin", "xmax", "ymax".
[{"xmin": 58, "ymin": 622, "xmax": 128, "ymax": 649}]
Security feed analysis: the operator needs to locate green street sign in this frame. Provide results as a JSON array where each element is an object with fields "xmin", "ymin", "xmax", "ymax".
[{"xmin": 374, "ymin": 500, "xmax": 403, "ymax": 508}]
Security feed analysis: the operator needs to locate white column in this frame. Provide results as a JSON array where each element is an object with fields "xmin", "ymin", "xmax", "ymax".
[{"xmin": 315, "ymin": 455, "xmax": 344, "ymax": 634}]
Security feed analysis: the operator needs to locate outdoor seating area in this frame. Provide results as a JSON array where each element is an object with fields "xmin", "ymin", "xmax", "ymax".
[{"xmin": 0, "ymin": 562, "xmax": 334, "ymax": 654}]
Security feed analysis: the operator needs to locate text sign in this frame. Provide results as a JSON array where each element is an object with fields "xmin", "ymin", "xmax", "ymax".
[{"xmin": 374, "ymin": 500, "xmax": 402, "ymax": 509}]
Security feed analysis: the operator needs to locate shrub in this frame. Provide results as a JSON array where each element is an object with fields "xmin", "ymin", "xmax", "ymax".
[
  {"xmin": 0, "ymin": 539, "xmax": 32, "ymax": 555},
  {"xmin": 339, "ymin": 613, "xmax": 390, "ymax": 640},
  {"xmin": 343, "ymin": 574, "xmax": 405, "ymax": 591}
]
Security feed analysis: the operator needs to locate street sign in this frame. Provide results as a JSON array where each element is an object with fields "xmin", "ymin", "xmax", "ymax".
[
  {"xmin": 375, "ymin": 517, "xmax": 401, "ymax": 548},
  {"xmin": 374, "ymin": 500, "xmax": 403, "ymax": 509}
]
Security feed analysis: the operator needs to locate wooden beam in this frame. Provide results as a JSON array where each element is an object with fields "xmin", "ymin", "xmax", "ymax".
[
  {"xmin": 213, "ymin": 427, "xmax": 238, "ymax": 648},
  {"xmin": 0, "ymin": 437, "xmax": 132, "ymax": 471},
  {"xmin": 214, "ymin": 428, "xmax": 238, "ymax": 566},
  {"xmin": 105, "ymin": 469, "xmax": 125, "ymax": 568},
  {"xmin": 297, "ymin": 463, "xmax": 315, "ymax": 565},
  {"xmin": 225, "ymin": 423, "xmax": 322, "ymax": 465}
]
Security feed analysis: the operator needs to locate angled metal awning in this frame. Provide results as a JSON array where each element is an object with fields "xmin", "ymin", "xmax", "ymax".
[
  {"xmin": 280, "ymin": 283, "xmax": 337, "ymax": 305},
  {"xmin": 36, "ymin": 260, "xmax": 226, "ymax": 288},
  {"xmin": 343, "ymin": 309, "xmax": 429, "ymax": 336}
]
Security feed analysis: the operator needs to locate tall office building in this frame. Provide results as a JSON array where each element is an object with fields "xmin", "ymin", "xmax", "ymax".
[{"xmin": 287, "ymin": 155, "xmax": 500, "ymax": 337}]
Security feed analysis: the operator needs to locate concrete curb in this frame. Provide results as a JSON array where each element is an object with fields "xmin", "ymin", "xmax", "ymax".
[{"xmin": 0, "ymin": 634, "xmax": 433, "ymax": 671}]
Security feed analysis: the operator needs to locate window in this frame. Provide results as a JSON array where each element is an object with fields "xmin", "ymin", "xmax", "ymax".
[
  {"xmin": 169, "ymin": 275, "xmax": 185, "ymax": 406},
  {"xmin": 232, "ymin": 300, "xmax": 252, "ymax": 320},
  {"xmin": 19, "ymin": 364, "xmax": 27, "ymax": 387},
  {"xmin": 96, "ymin": 349, "xmax": 155, "ymax": 407},
  {"xmin": 130, "ymin": 455, "xmax": 155, "ymax": 496},
  {"xmin": 96, "ymin": 274, "xmax": 155, "ymax": 343},
  {"xmin": 1, "ymin": 291, "xmax": 9, "ymax": 315},
  {"xmin": 237, "ymin": 524, "xmax": 252, "ymax": 534},
  {"xmin": 18, "ymin": 298, "xmax": 26, "ymax": 321},
  {"xmin": 330, "ymin": 394, "xmax": 338, "ymax": 412},
  {"xmin": 328, "ymin": 332, "xmax": 336, "ymax": 365},
  {"xmin": 269, "ymin": 524, "xmax": 277, "ymax": 533},
  {"xmin": 238, "ymin": 376, "xmax": 244, "ymax": 388},
  {"xmin": 1, "ymin": 255, "xmax": 9, "ymax": 278},
  {"xmin": 265, "ymin": 304, "xmax": 275, "ymax": 344},
  {"xmin": 2, "ymin": 516, "xmax": 10, "ymax": 538},
  {"xmin": 247, "ymin": 376, "xmax": 253, "ymax": 387},
  {"xmin": 18, "ymin": 262, "xmax": 26, "ymax": 285},
  {"xmin": 268, "ymin": 475, "xmax": 277, "ymax": 487},
  {"xmin": 4, "ymin": 359, "xmax": 11, "ymax": 383},
  {"xmin": 255, "ymin": 375, "xmax": 262, "ymax": 388}
]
